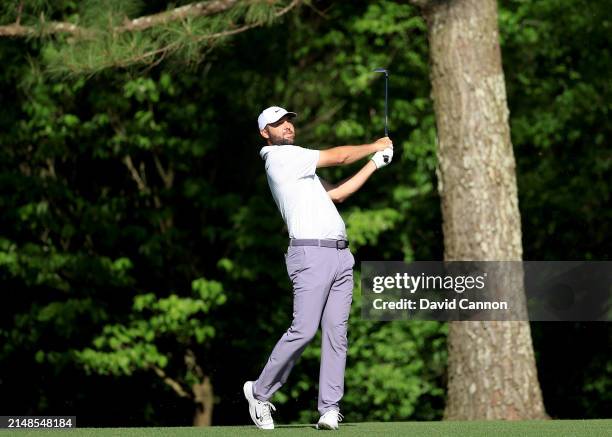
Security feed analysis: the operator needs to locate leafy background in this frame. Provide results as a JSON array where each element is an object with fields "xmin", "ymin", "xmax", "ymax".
[{"xmin": 0, "ymin": 0, "xmax": 609, "ymax": 425}]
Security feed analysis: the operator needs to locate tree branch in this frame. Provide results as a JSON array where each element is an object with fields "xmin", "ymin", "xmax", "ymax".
[
  {"xmin": 122, "ymin": 155, "xmax": 149, "ymax": 193},
  {"xmin": 185, "ymin": 348, "xmax": 204, "ymax": 379},
  {"xmin": 153, "ymin": 152, "xmax": 174, "ymax": 189},
  {"xmin": 0, "ymin": 21, "xmax": 84, "ymax": 37},
  {"xmin": 83, "ymin": 0, "xmax": 301, "ymax": 70},
  {"xmin": 119, "ymin": 0, "xmax": 239, "ymax": 33},
  {"xmin": 150, "ymin": 365, "xmax": 192, "ymax": 399},
  {"xmin": 16, "ymin": 1, "xmax": 24, "ymax": 26},
  {"xmin": 0, "ymin": 0, "xmax": 242, "ymax": 37}
]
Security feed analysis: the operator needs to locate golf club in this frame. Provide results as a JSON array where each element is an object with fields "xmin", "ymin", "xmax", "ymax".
[{"xmin": 373, "ymin": 68, "xmax": 390, "ymax": 162}]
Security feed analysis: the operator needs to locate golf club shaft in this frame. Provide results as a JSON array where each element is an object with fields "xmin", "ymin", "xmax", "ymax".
[
  {"xmin": 373, "ymin": 68, "xmax": 389, "ymax": 137},
  {"xmin": 384, "ymin": 73, "xmax": 388, "ymax": 137}
]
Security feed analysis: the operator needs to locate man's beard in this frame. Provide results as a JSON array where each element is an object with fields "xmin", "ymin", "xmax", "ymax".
[{"xmin": 268, "ymin": 132, "xmax": 294, "ymax": 145}]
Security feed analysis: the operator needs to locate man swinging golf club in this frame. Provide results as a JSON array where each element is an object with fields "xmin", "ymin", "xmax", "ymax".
[{"xmin": 243, "ymin": 105, "xmax": 393, "ymax": 430}]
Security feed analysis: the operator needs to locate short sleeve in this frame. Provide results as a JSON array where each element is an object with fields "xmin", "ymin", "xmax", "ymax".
[
  {"xmin": 285, "ymin": 146, "xmax": 320, "ymax": 178},
  {"xmin": 263, "ymin": 146, "xmax": 320, "ymax": 183}
]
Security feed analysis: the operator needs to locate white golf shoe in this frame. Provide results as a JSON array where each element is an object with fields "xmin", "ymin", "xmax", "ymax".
[
  {"xmin": 243, "ymin": 381, "xmax": 276, "ymax": 430},
  {"xmin": 316, "ymin": 409, "xmax": 343, "ymax": 430}
]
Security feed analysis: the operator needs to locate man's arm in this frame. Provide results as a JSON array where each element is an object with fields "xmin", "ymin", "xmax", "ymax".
[
  {"xmin": 321, "ymin": 160, "xmax": 378, "ymax": 203},
  {"xmin": 317, "ymin": 137, "xmax": 392, "ymax": 168}
]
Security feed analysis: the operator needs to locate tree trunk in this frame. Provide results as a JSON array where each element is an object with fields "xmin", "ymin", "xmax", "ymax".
[
  {"xmin": 418, "ymin": 0, "xmax": 548, "ymax": 419},
  {"xmin": 192, "ymin": 376, "xmax": 214, "ymax": 426}
]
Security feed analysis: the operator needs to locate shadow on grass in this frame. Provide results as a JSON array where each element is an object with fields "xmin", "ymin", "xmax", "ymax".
[{"xmin": 275, "ymin": 424, "xmax": 358, "ymax": 429}]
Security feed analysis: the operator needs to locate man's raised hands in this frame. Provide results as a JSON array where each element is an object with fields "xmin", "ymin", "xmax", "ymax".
[{"xmin": 371, "ymin": 147, "xmax": 394, "ymax": 169}]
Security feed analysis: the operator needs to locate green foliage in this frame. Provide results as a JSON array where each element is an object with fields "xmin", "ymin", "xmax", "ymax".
[
  {"xmin": 6, "ymin": 0, "xmax": 303, "ymax": 76},
  {"xmin": 0, "ymin": 0, "xmax": 609, "ymax": 426},
  {"xmin": 501, "ymin": 0, "xmax": 611, "ymax": 418},
  {"xmin": 344, "ymin": 207, "xmax": 402, "ymax": 250},
  {"xmin": 500, "ymin": 0, "xmax": 611, "ymax": 260},
  {"xmin": 76, "ymin": 278, "xmax": 225, "ymax": 377},
  {"xmin": 0, "ymin": 37, "xmax": 237, "ymax": 418}
]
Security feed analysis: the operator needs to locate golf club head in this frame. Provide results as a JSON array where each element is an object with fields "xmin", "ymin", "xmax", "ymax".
[{"xmin": 373, "ymin": 68, "xmax": 388, "ymax": 76}]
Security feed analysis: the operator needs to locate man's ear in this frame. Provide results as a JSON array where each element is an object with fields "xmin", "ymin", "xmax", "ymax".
[{"xmin": 259, "ymin": 128, "xmax": 270, "ymax": 139}]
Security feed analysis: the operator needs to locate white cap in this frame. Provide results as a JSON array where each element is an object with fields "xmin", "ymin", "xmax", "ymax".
[{"xmin": 257, "ymin": 106, "xmax": 297, "ymax": 130}]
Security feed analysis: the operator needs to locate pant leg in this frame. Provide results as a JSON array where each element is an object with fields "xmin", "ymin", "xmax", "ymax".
[
  {"xmin": 318, "ymin": 248, "xmax": 355, "ymax": 415},
  {"xmin": 253, "ymin": 246, "xmax": 337, "ymax": 401}
]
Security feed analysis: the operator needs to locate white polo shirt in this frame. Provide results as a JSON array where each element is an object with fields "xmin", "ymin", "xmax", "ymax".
[{"xmin": 260, "ymin": 145, "xmax": 347, "ymax": 240}]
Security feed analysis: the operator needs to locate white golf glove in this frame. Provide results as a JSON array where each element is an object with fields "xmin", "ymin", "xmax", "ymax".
[{"xmin": 371, "ymin": 147, "xmax": 394, "ymax": 169}]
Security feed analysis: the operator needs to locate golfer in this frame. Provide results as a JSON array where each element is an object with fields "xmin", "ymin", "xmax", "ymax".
[{"xmin": 243, "ymin": 106, "xmax": 393, "ymax": 430}]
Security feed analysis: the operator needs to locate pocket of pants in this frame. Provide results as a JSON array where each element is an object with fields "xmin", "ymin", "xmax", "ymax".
[{"xmin": 285, "ymin": 246, "xmax": 306, "ymax": 276}]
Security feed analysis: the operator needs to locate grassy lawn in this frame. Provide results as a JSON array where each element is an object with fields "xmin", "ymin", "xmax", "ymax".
[{"xmin": 8, "ymin": 419, "xmax": 611, "ymax": 436}]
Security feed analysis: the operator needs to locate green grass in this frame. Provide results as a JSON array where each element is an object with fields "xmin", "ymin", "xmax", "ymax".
[{"xmin": 9, "ymin": 420, "xmax": 612, "ymax": 436}]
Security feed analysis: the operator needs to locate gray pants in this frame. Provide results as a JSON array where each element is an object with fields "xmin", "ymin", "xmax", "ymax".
[{"xmin": 253, "ymin": 245, "xmax": 355, "ymax": 415}]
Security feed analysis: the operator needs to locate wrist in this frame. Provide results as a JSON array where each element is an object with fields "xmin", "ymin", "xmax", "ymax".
[{"xmin": 367, "ymin": 143, "xmax": 380, "ymax": 153}]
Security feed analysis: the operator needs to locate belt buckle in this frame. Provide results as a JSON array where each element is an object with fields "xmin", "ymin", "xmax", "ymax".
[{"xmin": 336, "ymin": 240, "xmax": 346, "ymax": 249}]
